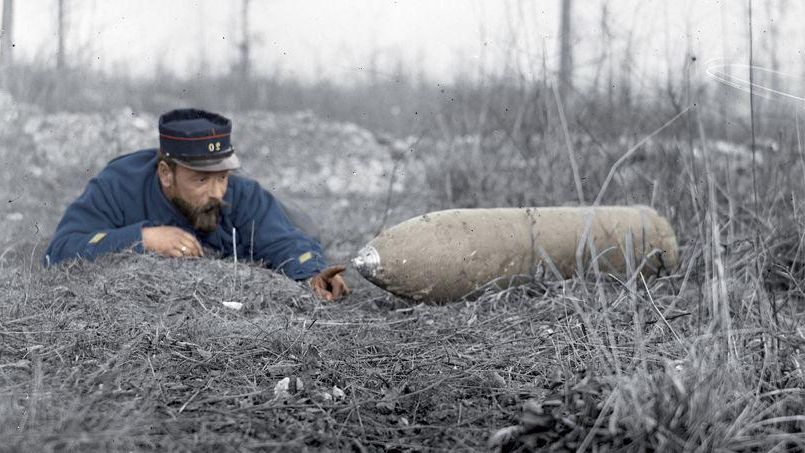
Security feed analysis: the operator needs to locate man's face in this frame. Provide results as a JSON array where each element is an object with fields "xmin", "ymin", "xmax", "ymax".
[{"xmin": 160, "ymin": 163, "xmax": 230, "ymax": 233}]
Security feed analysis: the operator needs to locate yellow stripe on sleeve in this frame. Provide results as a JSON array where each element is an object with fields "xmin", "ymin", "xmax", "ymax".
[
  {"xmin": 88, "ymin": 232, "xmax": 108, "ymax": 245},
  {"xmin": 298, "ymin": 251, "xmax": 313, "ymax": 264}
]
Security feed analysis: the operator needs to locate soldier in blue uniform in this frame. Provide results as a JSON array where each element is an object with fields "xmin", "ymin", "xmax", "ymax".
[{"xmin": 44, "ymin": 108, "xmax": 348, "ymax": 301}]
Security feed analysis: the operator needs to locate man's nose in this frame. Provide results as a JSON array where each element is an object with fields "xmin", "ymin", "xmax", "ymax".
[{"xmin": 208, "ymin": 179, "xmax": 226, "ymax": 200}]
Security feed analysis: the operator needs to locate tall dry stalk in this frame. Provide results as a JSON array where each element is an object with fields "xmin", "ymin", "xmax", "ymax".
[
  {"xmin": 552, "ymin": 80, "xmax": 585, "ymax": 204},
  {"xmin": 748, "ymin": 0, "xmax": 759, "ymax": 216}
]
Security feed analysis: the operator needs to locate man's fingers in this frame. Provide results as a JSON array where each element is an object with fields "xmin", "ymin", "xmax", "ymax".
[
  {"xmin": 188, "ymin": 239, "xmax": 203, "ymax": 257},
  {"xmin": 181, "ymin": 232, "xmax": 204, "ymax": 256},
  {"xmin": 191, "ymin": 236, "xmax": 204, "ymax": 256},
  {"xmin": 179, "ymin": 241, "xmax": 200, "ymax": 257},
  {"xmin": 312, "ymin": 266, "xmax": 350, "ymax": 300},
  {"xmin": 309, "ymin": 277, "xmax": 335, "ymax": 301},
  {"xmin": 144, "ymin": 226, "xmax": 203, "ymax": 257},
  {"xmin": 330, "ymin": 276, "xmax": 349, "ymax": 299},
  {"xmin": 176, "ymin": 241, "xmax": 191, "ymax": 256},
  {"xmin": 174, "ymin": 231, "xmax": 201, "ymax": 257},
  {"xmin": 312, "ymin": 284, "xmax": 334, "ymax": 301},
  {"xmin": 331, "ymin": 282, "xmax": 343, "ymax": 298},
  {"xmin": 175, "ymin": 240, "xmax": 197, "ymax": 257},
  {"xmin": 319, "ymin": 264, "xmax": 347, "ymax": 279}
]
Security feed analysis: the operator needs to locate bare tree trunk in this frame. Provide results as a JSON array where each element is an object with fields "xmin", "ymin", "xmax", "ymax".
[
  {"xmin": 238, "ymin": 0, "xmax": 251, "ymax": 79},
  {"xmin": 541, "ymin": 36, "xmax": 550, "ymax": 142},
  {"xmin": 662, "ymin": 3, "xmax": 682, "ymax": 115},
  {"xmin": 769, "ymin": 4, "xmax": 779, "ymax": 83},
  {"xmin": 57, "ymin": 0, "xmax": 65, "ymax": 70},
  {"xmin": 558, "ymin": 0, "xmax": 573, "ymax": 98},
  {"xmin": 600, "ymin": 2, "xmax": 613, "ymax": 113},
  {"xmin": 768, "ymin": 1, "xmax": 785, "ymax": 98},
  {"xmin": 1, "ymin": 0, "xmax": 13, "ymax": 68},
  {"xmin": 621, "ymin": 31, "xmax": 633, "ymax": 110},
  {"xmin": 719, "ymin": 0, "xmax": 730, "ymax": 139},
  {"xmin": 684, "ymin": 19, "xmax": 694, "ymax": 152},
  {"xmin": 367, "ymin": 47, "xmax": 379, "ymax": 86},
  {"xmin": 590, "ymin": 1, "xmax": 608, "ymax": 98}
]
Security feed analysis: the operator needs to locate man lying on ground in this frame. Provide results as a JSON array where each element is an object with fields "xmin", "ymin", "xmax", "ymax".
[{"xmin": 44, "ymin": 108, "xmax": 348, "ymax": 301}]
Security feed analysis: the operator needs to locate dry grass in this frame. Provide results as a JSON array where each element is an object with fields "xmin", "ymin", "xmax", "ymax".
[
  {"xmin": 1, "ymin": 235, "xmax": 804, "ymax": 451},
  {"xmin": 0, "ymin": 253, "xmax": 561, "ymax": 451},
  {"xmin": 1, "ymin": 92, "xmax": 805, "ymax": 451}
]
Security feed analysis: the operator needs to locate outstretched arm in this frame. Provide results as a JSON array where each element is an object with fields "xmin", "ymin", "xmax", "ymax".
[{"xmin": 233, "ymin": 179, "xmax": 328, "ymax": 280}]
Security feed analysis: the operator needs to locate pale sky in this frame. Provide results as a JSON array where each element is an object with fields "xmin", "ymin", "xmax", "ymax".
[{"xmin": 5, "ymin": 1, "xmax": 804, "ymax": 88}]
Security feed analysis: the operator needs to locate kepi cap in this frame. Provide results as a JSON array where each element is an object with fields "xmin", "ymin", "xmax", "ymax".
[{"xmin": 158, "ymin": 108, "xmax": 241, "ymax": 172}]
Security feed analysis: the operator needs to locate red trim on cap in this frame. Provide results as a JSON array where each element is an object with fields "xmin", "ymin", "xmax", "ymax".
[{"xmin": 160, "ymin": 133, "xmax": 231, "ymax": 141}]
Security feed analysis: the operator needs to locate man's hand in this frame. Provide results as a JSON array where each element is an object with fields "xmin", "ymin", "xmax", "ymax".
[
  {"xmin": 142, "ymin": 226, "xmax": 204, "ymax": 258},
  {"xmin": 309, "ymin": 265, "xmax": 350, "ymax": 301}
]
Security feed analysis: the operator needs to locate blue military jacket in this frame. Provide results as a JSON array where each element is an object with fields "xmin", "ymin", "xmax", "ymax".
[{"xmin": 44, "ymin": 149, "xmax": 327, "ymax": 280}]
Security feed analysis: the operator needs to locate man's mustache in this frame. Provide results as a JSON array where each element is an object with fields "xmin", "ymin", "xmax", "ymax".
[
  {"xmin": 195, "ymin": 199, "xmax": 229, "ymax": 215},
  {"xmin": 169, "ymin": 196, "xmax": 230, "ymax": 233}
]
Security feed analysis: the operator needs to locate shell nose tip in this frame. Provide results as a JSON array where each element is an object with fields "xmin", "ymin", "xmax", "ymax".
[
  {"xmin": 352, "ymin": 245, "xmax": 381, "ymax": 279},
  {"xmin": 350, "ymin": 255, "xmax": 363, "ymax": 271}
]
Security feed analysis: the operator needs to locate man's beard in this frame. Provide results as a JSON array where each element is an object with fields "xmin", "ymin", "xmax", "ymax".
[{"xmin": 170, "ymin": 196, "xmax": 223, "ymax": 233}]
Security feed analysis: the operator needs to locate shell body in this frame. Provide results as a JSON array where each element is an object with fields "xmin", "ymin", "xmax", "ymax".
[{"xmin": 352, "ymin": 206, "xmax": 678, "ymax": 303}]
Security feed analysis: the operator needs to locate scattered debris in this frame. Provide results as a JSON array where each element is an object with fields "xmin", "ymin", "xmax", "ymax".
[{"xmin": 273, "ymin": 376, "xmax": 304, "ymax": 401}]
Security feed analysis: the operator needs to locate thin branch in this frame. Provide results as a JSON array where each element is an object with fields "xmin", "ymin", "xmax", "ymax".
[
  {"xmin": 552, "ymin": 80, "xmax": 585, "ymax": 204},
  {"xmin": 593, "ymin": 105, "xmax": 694, "ymax": 206}
]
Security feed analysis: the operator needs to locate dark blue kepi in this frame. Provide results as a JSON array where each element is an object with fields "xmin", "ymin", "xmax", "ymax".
[{"xmin": 159, "ymin": 109, "xmax": 241, "ymax": 172}]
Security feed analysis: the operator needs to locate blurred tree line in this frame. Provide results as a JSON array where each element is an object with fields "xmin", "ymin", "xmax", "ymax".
[{"xmin": 0, "ymin": 0, "xmax": 794, "ymax": 148}]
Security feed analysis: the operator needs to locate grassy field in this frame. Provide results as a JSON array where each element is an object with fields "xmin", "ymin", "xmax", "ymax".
[{"xmin": 1, "ymin": 89, "xmax": 805, "ymax": 452}]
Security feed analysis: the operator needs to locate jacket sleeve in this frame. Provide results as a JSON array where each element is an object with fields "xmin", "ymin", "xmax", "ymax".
[
  {"xmin": 234, "ymin": 180, "xmax": 327, "ymax": 280},
  {"xmin": 44, "ymin": 178, "xmax": 151, "ymax": 266}
]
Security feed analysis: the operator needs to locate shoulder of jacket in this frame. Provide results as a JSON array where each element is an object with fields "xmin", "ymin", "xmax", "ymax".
[
  {"xmin": 228, "ymin": 173, "xmax": 266, "ymax": 196},
  {"xmin": 93, "ymin": 149, "xmax": 156, "ymax": 187},
  {"xmin": 106, "ymin": 148, "xmax": 157, "ymax": 166}
]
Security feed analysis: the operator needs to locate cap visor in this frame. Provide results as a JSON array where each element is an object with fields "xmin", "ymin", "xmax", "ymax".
[{"xmin": 174, "ymin": 153, "xmax": 241, "ymax": 172}]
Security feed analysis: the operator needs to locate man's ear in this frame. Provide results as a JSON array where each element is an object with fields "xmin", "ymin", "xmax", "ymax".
[{"xmin": 157, "ymin": 161, "xmax": 175, "ymax": 190}]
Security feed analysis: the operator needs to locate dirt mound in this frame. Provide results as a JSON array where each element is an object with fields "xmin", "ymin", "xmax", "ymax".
[
  {"xmin": 37, "ymin": 251, "xmax": 313, "ymax": 310},
  {"xmin": 0, "ymin": 253, "xmax": 540, "ymax": 450}
]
